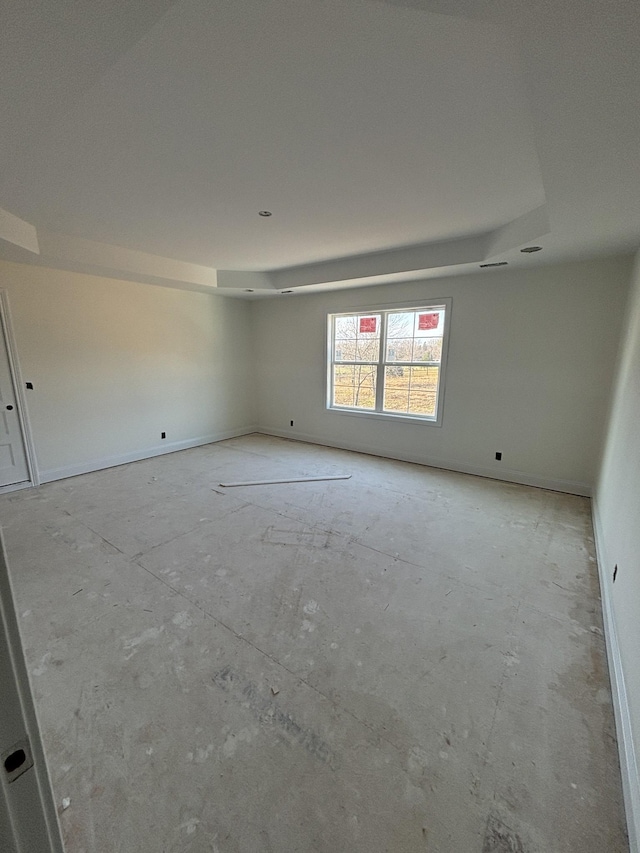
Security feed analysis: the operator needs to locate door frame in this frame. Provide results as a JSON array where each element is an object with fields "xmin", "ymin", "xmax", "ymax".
[
  {"xmin": 0, "ymin": 533, "xmax": 64, "ymax": 852},
  {"xmin": 0, "ymin": 289, "xmax": 39, "ymax": 492}
]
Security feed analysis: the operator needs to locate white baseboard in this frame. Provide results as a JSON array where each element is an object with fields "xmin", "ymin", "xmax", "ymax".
[
  {"xmin": 38, "ymin": 426, "xmax": 258, "ymax": 484},
  {"xmin": 256, "ymin": 427, "xmax": 591, "ymax": 496},
  {"xmin": 34, "ymin": 424, "xmax": 591, "ymax": 495},
  {"xmin": 592, "ymin": 499, "xmax": 640, "ymax": 853},
  {"xmin": 0, "ymin": 480, "xmax": 34, "ymax": 496}
]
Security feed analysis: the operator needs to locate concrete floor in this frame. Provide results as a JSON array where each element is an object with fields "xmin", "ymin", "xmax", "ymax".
[{"xmin": 0, "ymin": 434, "xmax": 628, "ymax": 852}]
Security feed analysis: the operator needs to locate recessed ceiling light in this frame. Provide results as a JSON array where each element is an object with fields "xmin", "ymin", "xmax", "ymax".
[
  {"xmin": 281, "ymin": 290, "xmax": 294, "ymax": 294},
  {"xmin": 258, "ymin": 210, "xmax": 272, "ymax": 217},
  {"xmin": 479, "ymin": 262, "xmax": 508, "ymax": 268},
  {"xmin": 244, "ymin": 289, "xmax": 254, "ymax": 293},
  {"xmin": 520, "ymin": 246, "xmax": 542, "ymax": 253}
]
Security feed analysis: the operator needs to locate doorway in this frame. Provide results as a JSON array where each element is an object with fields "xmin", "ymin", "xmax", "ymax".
[{"xmin": 0, "ymin": 292, "xmax": 35, "ymax": 491}]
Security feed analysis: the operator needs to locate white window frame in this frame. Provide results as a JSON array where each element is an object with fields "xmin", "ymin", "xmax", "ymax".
[{"xmin": 326, "ymin": 298, "xmax": 452, "ymax": 427}]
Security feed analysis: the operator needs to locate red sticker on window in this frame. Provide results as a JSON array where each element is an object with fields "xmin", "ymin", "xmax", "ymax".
[
  {"xmin": 359, "ymin": 316, "xmax": 377, "ymax": 333},
  {"xmin": 418, "ymin": 313, "xmax": 439, "ymax": 330}
]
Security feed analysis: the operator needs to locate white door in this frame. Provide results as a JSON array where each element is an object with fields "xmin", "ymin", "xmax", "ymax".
[
  {"xmin": 0, "ymin": 318, "xmax": 29, "ymax": 487},
  {"xmin": 0, "ymin": 533, "xmax": 64, "ymax": 852}
]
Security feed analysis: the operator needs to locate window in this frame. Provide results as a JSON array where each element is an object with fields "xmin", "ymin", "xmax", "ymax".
[{"xmin": 327, "ymin": 301, "xmax": 450, "ymax": 424}]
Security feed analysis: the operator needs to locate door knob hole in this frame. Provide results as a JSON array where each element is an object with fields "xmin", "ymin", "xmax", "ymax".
[{"xmin": 4, "ymin": 749, "xmax": 26, "ymax": 774}]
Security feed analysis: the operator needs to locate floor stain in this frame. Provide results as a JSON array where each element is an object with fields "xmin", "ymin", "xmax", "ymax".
[
  {"xmin": 482, "ymin": 813, "xmax": 525, "ymax": 853},
  {"xmin": 212, "ymin": 664, "xmax": 338, "ymax": 769}
]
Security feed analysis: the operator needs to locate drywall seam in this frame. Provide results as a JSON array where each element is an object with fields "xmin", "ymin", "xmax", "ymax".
[
  {"xmin": 257, "ymin": 428, "xmax": 591, "ymax": 496},
  {"xmin": 38, "ymin": 426, "xmax": 257, "ymax": 484},
  {"xmin": 592, "ymin": 499, "xmax": 640, "ymax": 853}
]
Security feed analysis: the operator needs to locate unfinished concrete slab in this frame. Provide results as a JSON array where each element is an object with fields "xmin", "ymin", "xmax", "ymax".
[{"xmin": 0, "ymin": 435, "xmax": 628, "ymax": 852}]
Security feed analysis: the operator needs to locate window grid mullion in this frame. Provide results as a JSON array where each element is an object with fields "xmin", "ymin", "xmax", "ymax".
[
  {"xmin": 381, "ymin": 361, "xmax": 441, "ymax": 368},
  {"xmin": 375, "ymin": 313, "xmax": 387, "ymax": 412}
]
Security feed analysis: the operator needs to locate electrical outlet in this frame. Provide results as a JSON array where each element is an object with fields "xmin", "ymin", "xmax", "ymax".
[
  {"xmin": 161, "ymin": 432, "xmax": 166, "ymax": 439},
  {"xmin": 495, "ymin": 451, "xmax": 502, "ymax": 461}
]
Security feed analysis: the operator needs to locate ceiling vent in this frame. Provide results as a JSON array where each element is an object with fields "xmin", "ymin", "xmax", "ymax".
[{"xmin": 479, "ymin": 262, "xmax": 508, "ymax": 268}]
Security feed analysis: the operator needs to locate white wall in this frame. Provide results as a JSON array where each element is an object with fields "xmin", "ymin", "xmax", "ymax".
[
  {"xmin": 594, "ymin": 249, "xmax": 640, "ymax": 850},
  {"xmin": 1, "ymin": 252, "xmax": 636, "ymax": 839},
  {"xmin": 0, "ymin": 260, "xmax": 256, "ymax": 480},
  {"xmin": 253, "ymin": 256, "xmax": 632, "ymax": 494}
]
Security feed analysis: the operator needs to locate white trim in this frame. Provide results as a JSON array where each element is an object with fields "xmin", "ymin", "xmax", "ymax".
[
  {"xmin": 0, "ymin": 480, "xmax": 32, "ymax": 496},
  {"xmin": 38, "ymin": 426, "xmax": 257, "ymax": 484},
  {"xmin": 257, "ymin": 427, "xmax": 591, "ymax": 496},
  {"xmin": 592, "ymin": 499, "xmax": 640, "ymax": 853},
  {"xmin": 0, "ymin": 291, "xmax": 39, "ymax": 487},
  {"xmin": 327, "ymin": 295, "xmax": 453, "ymax": 314},
  {"xmin": 327, "ymin": 406, "xmax": 441, "ymax": 428}
]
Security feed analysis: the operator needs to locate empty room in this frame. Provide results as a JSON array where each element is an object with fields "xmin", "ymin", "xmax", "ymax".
[{"xmin": 1, "ymin": 1, "xmax": 639, "ymax": 851}]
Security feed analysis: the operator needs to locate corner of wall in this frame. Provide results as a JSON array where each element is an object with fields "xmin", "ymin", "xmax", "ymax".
[
  {"xmin": 591, "ymin": 498, "xmax": 640, "ymax": 853},
  {"xmin": 592, "ymin": 248, "xmax": 640, "ymax": 853}
]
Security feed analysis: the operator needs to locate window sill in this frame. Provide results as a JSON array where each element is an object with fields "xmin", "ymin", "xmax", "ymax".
[{"xmin": 327, "ymin": 406, "xmax": 442, "ymax": 427}]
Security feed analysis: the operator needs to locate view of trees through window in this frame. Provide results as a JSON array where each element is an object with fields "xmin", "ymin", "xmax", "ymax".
[{"xmin": 330, "ymin": 307, "xmax": 446, "ymax": 419}]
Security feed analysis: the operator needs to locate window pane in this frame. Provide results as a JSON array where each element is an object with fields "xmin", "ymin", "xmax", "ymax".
[
  {"xmin": 411, "ymin": 336, "xmax": 442, "ymax": 363},
  {"xmin": 386, "ymin": 338, "xmax": 414, "ymax": 362},
  {"xmin": 383, "ymin": 366, "xmax": 439, "ymax": 417},
  {"xmin": 416, "ymin": 311, "xmax": 444, "ymax": 335},
  {"xmin": 333, "ymin": 364, "xmax": 377, "ymax": 409},
  {"xmin": 356, "ymin": 336, "xmax": 380, "ymax": 361},
  {"xmin": 386, "ymin": 312, "xmax": 414, "ymax": 339},
  {"xmin": 334, "ymin": 314, "xmax": 380, "ymax": 362},
  {"xmin": 334, "ymin": 339, "xmax": 356, "ymax": 362},
  {"xmin": 335, "ymin": 316, "xmax": 358, "ymax": 338},
  {"xmin": 385, "ymin": 310, "xmax": 444, "ymax": 363}
]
